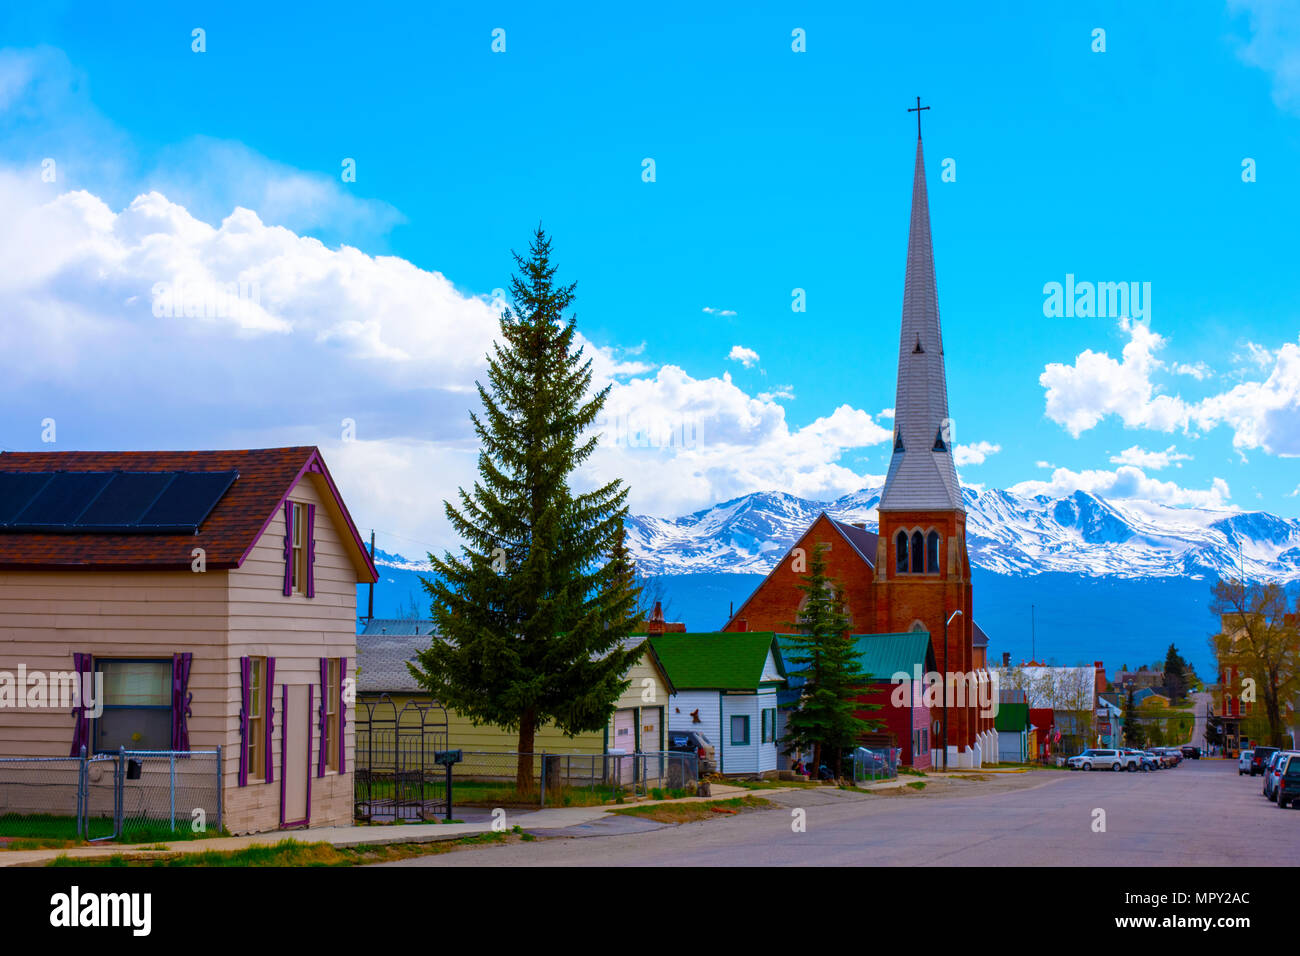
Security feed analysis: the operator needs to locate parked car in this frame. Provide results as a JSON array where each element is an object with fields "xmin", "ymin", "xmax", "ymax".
[
  {"xmin": 1276, "ymin": 755, "xmax": 1300, "ymax": 809},
  {"xmin": 1121, "ymin": 748, "xmax": 1152, "ymax": 771},
  {"xmin": 1068, "ymin": 748, "xmax": 1128, "ymax": 771},
  {"xmin": 1238, "ymin": 749, "xmax": 1255, "ymax": 774},
  {"xmin": 667, "ymin": 730, "xmax": 716, "ymax": 775},
  {"xmin": 1263, "ymin": 750, "xmax": 1300, "ymax": 801},
  {"xmin": 1247, "ymin": 745, "xmax": 1279, "ymax": 777},
  {"xmin": 1180, "ymin": 745, "xmax": 1201, "ymax": 759},
  {"xmin": 1133, "ymin": 751, "xmax": 1160, "ymax": 772}
]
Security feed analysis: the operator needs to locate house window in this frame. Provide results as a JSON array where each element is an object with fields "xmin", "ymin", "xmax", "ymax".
[
  {"xmin": 926, "ymin": 531, "xmax": 940, "ymax": 573},
  {"xmin": 291, "ymin": 502, "xmax": 307, "ymax": 593},
  {"xmin": 896, "ymin": 530, "xmax": 908, "ymax": 574},
  {"xmin": 731, "ymin": 714, "xmax": 750, "ymax": 746},
  {"xmin": 761, "ymin": 708, "xmax": 777, "ymax": 743},
  {"xmin": 247, "ymin": 657, "xmax": 266, "ymax": 779},
  {"xmin": 94, "ymin": 660, "xmax": 172, "ymax": 752},
  {"xmin": 910, "ymin": 531, "xmax": 924, "ymax": 573},
  {"xmin": 325, "ymin": 658, "xmax": 340, "ymax": 772}
]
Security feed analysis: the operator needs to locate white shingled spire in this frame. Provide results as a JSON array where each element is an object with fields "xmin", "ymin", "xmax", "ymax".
[{"xmin": 879, "ymin": 131, "xmax": 964, "ymax": 513}]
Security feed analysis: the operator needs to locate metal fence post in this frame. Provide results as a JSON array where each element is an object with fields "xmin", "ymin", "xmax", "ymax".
[
  {"xmin": 169, "ymin": 751, "xmax": 177, "ymax": 832},
  {"xmin": 76, "ymin": 745, "xmax": 87, "ymax": 840},
  {"xmin": 215, "ymin": 744, "xmax": 223, "ymax": 834},
  {"xmin": 539, "ymin": 752, "xmax": 546, "ymax": 808},
  {"xmin": 115, "ymin": 746, "xmax": 126, "ymax": 841}
]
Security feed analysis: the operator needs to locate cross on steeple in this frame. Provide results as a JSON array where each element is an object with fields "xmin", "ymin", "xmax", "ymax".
[{"xmin": 907, "ymin": 96, "xmax": 930, "ymax": 139}]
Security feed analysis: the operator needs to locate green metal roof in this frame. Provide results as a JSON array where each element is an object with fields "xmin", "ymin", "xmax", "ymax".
[
  {"xmin": 774, "ymin": 632, "xmax": 933, "ymax": 683},
  {"xmin": 994, "ymin": 702, "xmax": 1030, "ymax": 732},
  {"xmin": 647, "ymin": 632, "xmax": 784, "ymax": 691}
]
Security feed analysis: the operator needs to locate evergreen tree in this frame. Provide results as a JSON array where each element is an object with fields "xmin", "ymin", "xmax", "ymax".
[
  {"xmin": 781, "ymin": 545, "xmax": 878, "ymax": 779},
  {"xmin": 411, "ymin": 227, "xmax": 643, "ymax": 791},
  {"xmin": 1164, "ymin": 643, "xmax": 1188, "ymax": 702},
  {"xmin": 1123, "ymin": 686, "xmax": 1144, "ymax": 748}
]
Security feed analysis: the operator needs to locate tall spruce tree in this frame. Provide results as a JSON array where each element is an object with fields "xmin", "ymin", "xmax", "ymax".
[
  {"xmin": 411, "ymin": 227, "xmax": 643, "ymax": 791},
  {"xmin": 1122, "ymin": 686, "xmax": 1144, "ymax": 748},
  {"xmin": 1163, "ymin": 643, "xmax": 1189, "ymax": 703},
  {"xmin": 781, "ymin": 545, "xmax": 877, "ymax": 779}
]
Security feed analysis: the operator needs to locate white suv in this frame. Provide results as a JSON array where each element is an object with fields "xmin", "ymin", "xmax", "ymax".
[{"xmin": 1068, "ymin": 748, "xmax": 1129, "ymax": 771}]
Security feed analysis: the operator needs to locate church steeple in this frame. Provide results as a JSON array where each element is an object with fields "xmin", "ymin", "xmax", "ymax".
[{"xmin": 879, "ymin": 124, "xmax": 964, "ymax": 513}]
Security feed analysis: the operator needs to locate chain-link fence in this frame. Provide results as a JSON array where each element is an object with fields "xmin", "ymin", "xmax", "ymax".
[
  {"xmin": 0, "ymin": 747, "xmax": 221, "ymax": 843},
  {"xmin": 851, "ymin": 746, "xmax": 899, "ymax": 784},
  {"xmin": 448, "ymin": 751, "xmax": 698, "ymax": 808}
]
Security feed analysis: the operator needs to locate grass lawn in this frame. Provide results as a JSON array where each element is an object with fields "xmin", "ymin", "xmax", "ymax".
[
  {"xmin": 608, "ymin": 796, "xmax": 771, "ymax": 824},
  {"xmin": 0, "ymin": 814, "xmax": 225, "ymax": 849},
  {"xmin": 48, "ymin": 829, "xmax": 538, "ymax": 867}
]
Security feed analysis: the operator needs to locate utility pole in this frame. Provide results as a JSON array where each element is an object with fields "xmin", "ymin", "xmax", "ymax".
[
  {"xmin": 367, "ymin": 529, "xmax": 376, "ymax": 624},
  {"xmin": 943, "ymin": 609, "xmax": 963, "ymax": 772}
]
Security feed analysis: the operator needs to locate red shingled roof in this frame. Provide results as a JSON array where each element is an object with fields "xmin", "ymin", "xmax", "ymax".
[{"xmin": 0, "ymin": 447, "xmax": 377, "ymax": 580}]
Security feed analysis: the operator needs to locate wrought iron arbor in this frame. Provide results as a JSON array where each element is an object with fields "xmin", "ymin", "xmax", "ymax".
[{"xmin": 354, "ymin": 695, "xmax": 460, "ymax": 822}]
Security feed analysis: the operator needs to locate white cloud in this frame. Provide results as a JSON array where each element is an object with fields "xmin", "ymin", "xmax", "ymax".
[
  {"xmin": 953, "ymin": 441, "xmax": 1001, "ymax": 466},
  {"xmin": 1035, "ymin": 460, "xmax": 1055, "ymax": 469},
  {"xmin": 1040, "ymin": 317, "xmax": 1300, "ymax": 457},
  {"xmin": 1009, "ymin": 466, "xmax": 1232, "ymax": 509},
  {"xmin": 1108, "ymin": 445, "xmax": 1192, "ymax": 470},
  {"xmin": 703, "ymin": 306, "xmax": 737, "ymax": 317},
  {"xmin": 1228, "ymin": 0, "xmax": 1300, "ymax": 116},
  {"xmin": 1173, "ymin": 361, "xmax": 1212, "ymax": 380},
  {"xmin": 728, "ymin": 345, "xmax": 760, "ymax": 368},
  {"xmin": 878, "ymin": 408, "xmax": 895, "ymax": 419},
  {"xmin": 757, "ymin": 385, "xmax": 795, "ymax": 402}
]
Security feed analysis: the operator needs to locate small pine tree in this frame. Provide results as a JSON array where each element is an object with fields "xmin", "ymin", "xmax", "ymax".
[
  {"xmin": 781, "ymin": 545, "xmax": 878, "ymax": 779},
  {"xmin": 1123, "ymin": 686, "xmax": 1144, "ymax": 748},
  {"xmin": 411, "ymin": 226, "xmax": 643, "ymax": 792},
  {"xmin": 1164, "ymin": 643, "xmax": 1189, "ymax": 702}
]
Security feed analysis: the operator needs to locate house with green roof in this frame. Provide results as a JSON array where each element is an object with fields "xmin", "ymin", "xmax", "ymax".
[
  {"xmin": 648, "ymin": 632, "xmax": 786, "ymax": 776},
  {"xmin": 994, "ymin": 702, "xmax": 1031, "ymax": 762},
  {"xmin": 777, "ymin": 631, "xmax": 938, "ymax": 770}
]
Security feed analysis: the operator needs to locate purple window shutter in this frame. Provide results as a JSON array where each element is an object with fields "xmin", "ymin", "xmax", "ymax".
[
  {"xmin": 338, "ymin": 656, "xmax": 347, "ymax": 774},
  {"xmin": 264, "ymin": 657, "xmax": 276, "ymax": 784},
  {"xmin": 238, "ymin": 656, "xmax": 251, "ymax": 786},
  {"xmin": 317, "ymin": 657, "xmax": 329, "ymax": 777},
  {"xmin": 171, "ymin": 652, "xmax": 193, "ymax": 751},
  {"xmin": 282, "ymin": 501, "xmax": 294, "ymax": 596},
  {"xmin": 305, "ymin": 504, "xmax": 317, "ymax": 598},
  {"xmin": 70, "ymin": 653, "xmax": 92, "ymax": 757}
]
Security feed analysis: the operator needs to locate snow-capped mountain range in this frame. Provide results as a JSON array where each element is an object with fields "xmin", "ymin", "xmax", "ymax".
[{"xmin": 622, "ymin": 486, "xmax": 1300, "ymax": 582}]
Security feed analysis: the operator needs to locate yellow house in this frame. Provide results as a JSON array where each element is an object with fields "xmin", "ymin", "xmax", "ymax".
[{"xmin": 355, "ymin": 621, "xmax": 676, "ymax": 755}]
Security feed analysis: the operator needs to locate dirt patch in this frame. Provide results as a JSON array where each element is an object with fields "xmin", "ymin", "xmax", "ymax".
[{"xmin": 608, "ymin": 796, "xmax": 772, "ymax": 824}]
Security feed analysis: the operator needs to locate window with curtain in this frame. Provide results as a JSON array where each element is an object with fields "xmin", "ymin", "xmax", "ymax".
[
  {"xmin": 731, "ymin": 714, "xmax": 750, "ymax": 745},
  {"xmin": 95, "ymin": 660, "xmax": 172, "ymax": 752},
  {"xmin": 325, "ymin": 658, "xmax": 340, "ymax": 772},
  {"xmin": 247, "ymin": 657, "xmax": 266, "ymax": 779}
]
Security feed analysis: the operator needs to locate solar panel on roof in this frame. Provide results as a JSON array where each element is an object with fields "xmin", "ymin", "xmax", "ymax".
[
  {"xmin": 136, "ymin": 470, "xmax": 238, "ymax": 531},
  {"xmin": 77, "ymin": 472, "xmax": 176, "ymax": 528},
  {"xmin": 0, "ymin": 469, "xmax": 238, "ymax": 534},
  {"xmin": 13, "ymin": 472, "xmax": 112, "ymax": 527},
  {"xmin": 0, "ymin": 473, "xmax": 54, "ymax": 524}
]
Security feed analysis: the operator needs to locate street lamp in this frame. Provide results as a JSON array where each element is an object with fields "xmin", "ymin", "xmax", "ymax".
[{"xmin": 943, "ymin": 609, "xmax": 963, "ymax": 772}]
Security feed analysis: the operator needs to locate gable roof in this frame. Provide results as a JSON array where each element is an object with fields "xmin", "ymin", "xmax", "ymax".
[
  {"xmin": 0, "ymin": 447, "xmax": 377, "ymax": 580},
  {"xmin": 972, "ymin": 620, "xmax": 989, "ymax": 648},
  {"xmin": 649, "ymin": 632, "xmax": 785, "ymax": 692},
  {"xmin": 360, "ymin": 626, "xmax": 675, "ymax": 696},
  {"xmin": 725, "ymin": 512, "xmax": 875, "ymax": 629}
]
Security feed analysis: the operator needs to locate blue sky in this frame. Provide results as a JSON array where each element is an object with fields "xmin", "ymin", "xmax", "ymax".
[{"xmin": 0, "ymin": 1, "xmax": 1297, "ymax": 557}]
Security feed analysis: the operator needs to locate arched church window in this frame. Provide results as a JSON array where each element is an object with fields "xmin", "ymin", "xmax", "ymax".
[
  {"xmin": 926, "ymin": 531, "xmax": 940, "ymax": 573},
  {"xmin": 895, "ymin": 530, "xmax": 908, "ymax": 574},
  {"xmin": 910, "ymin": 531, "xmax": 924, "ymax": 574}
]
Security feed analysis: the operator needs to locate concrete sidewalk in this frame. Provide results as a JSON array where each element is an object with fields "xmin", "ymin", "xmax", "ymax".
[{"xmin": 0, "ymin": 779, "xmax": 907, "ymax": 866}]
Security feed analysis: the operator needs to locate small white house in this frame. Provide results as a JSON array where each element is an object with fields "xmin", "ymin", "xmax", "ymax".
[{"xmin": 649, "ymin": 632, "xmax": 786, "ymax": 777}]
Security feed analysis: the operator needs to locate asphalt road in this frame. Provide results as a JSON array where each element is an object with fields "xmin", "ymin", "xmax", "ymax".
[{"xmin": 379, "ymin": 759, "xmax": 1297, "ymax": 866}]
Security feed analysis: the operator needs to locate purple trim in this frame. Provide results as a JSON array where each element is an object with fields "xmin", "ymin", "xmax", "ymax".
[
  {"xmin": 282, "ymin": 500, "xmax": 294, "ymax": 596},
  {"xmin": 238, "ymin": 656, "xmax": 251, "ymax": 787},
  {"xmin": 317, "ymin": 657, "xmax": 328, "ymax": 777},
  {"xmin": 171, "ymin": 652, "xmax": 193, "ymax": 751},
  {"xmin": 234, "ymin": 449, "xmax": 378, "ymax": 583},
  {"xmin": 305, "ymin": 503, "xmax": 316, "ymax": 598},
  {"xmin": 338, "ymin": 656, "xmax": 347, "ymax": 774},
  {"xmin": 280, "ymin": 683, "xmax": 313, "ymax": 829},
  {"xmin": 70, "ymin": 653, "xmax": 92, "ymax": 757},
  {"xmin": 264, "ymin": 657, "xmax": 276, "ymax": 785}
]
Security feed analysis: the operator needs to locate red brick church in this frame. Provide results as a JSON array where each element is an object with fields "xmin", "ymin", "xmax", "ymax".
[{"xmin": 723, "ymin": 119, "xmax": 997, "ymax": 769}]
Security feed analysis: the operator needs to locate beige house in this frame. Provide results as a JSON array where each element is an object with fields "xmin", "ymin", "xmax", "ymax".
[
  {"xmin": 0, "ymin": 447, "xmax": 377, "ymax": 834},
  {"xmin": 355, "ymin": 620, "xmax": 676, "ymax": 755}
]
